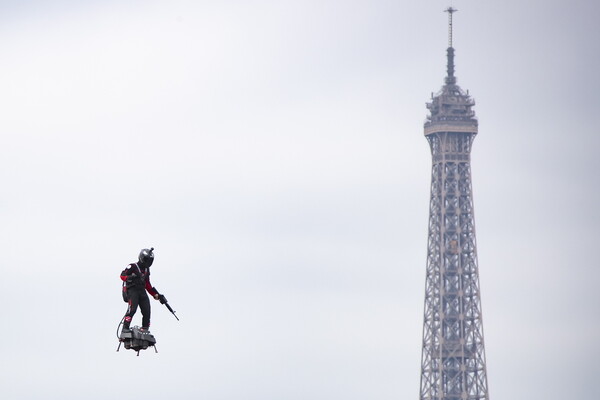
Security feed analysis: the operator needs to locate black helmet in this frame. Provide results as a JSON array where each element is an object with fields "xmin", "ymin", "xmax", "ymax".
[{"xmin": 138, "ymin": 247, "xmax": 154, "ymax": 267}]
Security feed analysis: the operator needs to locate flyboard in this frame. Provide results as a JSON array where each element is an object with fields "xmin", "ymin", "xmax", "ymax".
[
  {"xmin": 118, "ymin": 326, "xmax": 157, "ymax": 355},
  {"xmin": 117, "ymin": 292, "xmax": 179, "ymax": 356}
]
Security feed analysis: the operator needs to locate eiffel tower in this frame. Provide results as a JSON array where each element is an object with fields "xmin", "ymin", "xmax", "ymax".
[{"xmin": 419, "ymin": 8, "xmax": 490, "ymax": 400}]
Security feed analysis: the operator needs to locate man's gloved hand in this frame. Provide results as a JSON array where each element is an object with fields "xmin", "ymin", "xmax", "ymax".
[{"xmin": 153, "ymin": 294, "xmax": 160, "ymax": 300}]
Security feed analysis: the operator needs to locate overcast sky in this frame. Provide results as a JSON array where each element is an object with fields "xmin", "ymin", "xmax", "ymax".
[{"xmin": 0, "ymin": 0, "xmax": 598, "ymax": 399}]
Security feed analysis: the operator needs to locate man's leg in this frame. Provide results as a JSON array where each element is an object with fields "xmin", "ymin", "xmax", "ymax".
[
  {"xmin": 139, "ymin": 293, "xmax": 151, "ymax": 329},
  {"xmin": 123, "ymin": 290, "xmax": 140, "ymax": 331}
]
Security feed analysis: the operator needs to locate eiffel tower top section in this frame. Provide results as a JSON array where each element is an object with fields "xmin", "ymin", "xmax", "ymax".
[{"xmin": 424, "ymin": 7, "xmax": 478, "ymax": 136}]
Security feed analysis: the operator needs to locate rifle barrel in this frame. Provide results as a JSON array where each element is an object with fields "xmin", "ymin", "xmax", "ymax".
[{"xmin": 165, "ymin": 302, "xmax": 179, "ymax": 321}]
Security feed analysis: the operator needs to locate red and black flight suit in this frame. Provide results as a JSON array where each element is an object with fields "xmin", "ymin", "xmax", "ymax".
[{"xmin": 120, "ymin": 263, "xmax": 158, "ymax": 330}]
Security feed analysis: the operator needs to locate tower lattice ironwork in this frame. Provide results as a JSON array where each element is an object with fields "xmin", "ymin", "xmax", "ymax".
[{"xmin": 419, "ymin": 8, "xmax": 490, "ymax": 400}]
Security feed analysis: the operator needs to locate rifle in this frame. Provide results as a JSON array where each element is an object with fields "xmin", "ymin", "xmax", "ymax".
[{"xmin": 153, "ymin": 288, "xmax": 180, "ymax": 321}]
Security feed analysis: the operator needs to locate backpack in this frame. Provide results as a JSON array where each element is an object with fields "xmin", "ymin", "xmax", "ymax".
[{"xmin": 122, "ymin": 281, "xmax": 129, "ymax": 302}]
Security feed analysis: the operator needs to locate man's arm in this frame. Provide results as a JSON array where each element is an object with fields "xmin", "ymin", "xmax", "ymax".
[
  {"xmin": 145, "ymin": 276, "xmax": 159, "ymax": 299},
  {"xmin": 120, "ymin": 264, "xmax": 137, "ymax": 282},
  {"xmin": 120, "ymin": 268, "xmax": 130, "ymax": 282}
]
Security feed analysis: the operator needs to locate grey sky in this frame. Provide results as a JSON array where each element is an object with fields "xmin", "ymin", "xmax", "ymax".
[{"xmin": 0, "ymin": 0, "xmax": 598, "ymax": 399}]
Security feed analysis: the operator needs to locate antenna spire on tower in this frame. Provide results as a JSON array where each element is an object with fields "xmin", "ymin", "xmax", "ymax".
[
  {"xmin": 445, "ymin": 6, "xmax": 457, "ymax": 48},
  {"xmin": 444, "ymin": 7, "xmax": 458, "ymax": 84}
]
